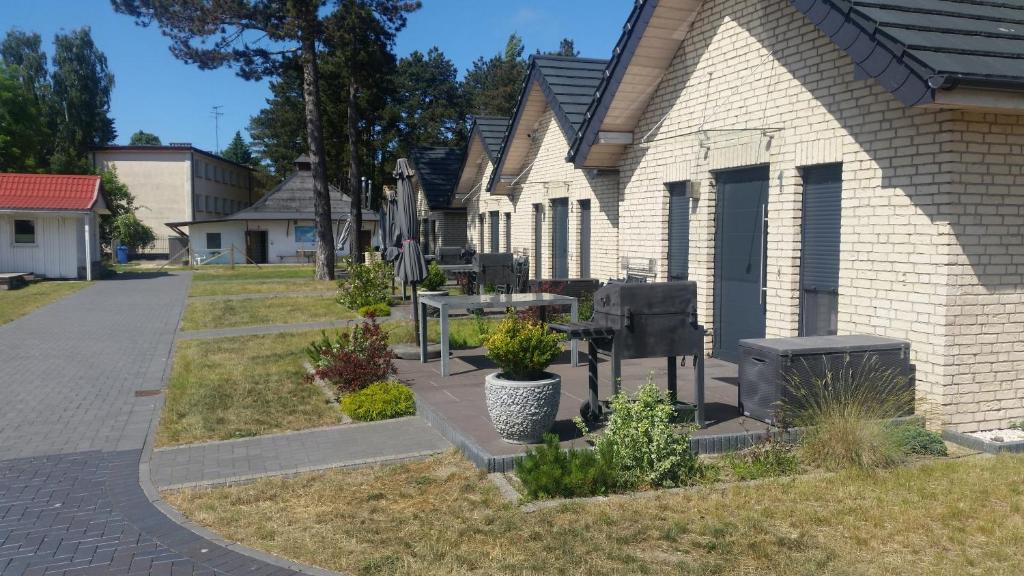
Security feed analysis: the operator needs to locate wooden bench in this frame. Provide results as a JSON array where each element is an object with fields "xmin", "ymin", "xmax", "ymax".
[{"xmin": 0, "ymin": 272, "xmax": 32, "ymax": 290}]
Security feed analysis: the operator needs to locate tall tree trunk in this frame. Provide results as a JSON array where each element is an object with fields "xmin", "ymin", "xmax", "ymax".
[
  {"xmin": 348, "ymin": 82, "xmax": 363, "ymax": 264},
  {"xmin": 301, "ymin": 33, "xmax": 335, "ymax": 280}
]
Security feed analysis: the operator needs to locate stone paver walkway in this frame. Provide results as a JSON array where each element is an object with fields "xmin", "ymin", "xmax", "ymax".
[
  {"xmin": 151, "ymin": 418, "xmax": 450, "ymax": 489},
  {"xmin": 0, "ymin": 273, "xmax": 331, "ymax": 575}
]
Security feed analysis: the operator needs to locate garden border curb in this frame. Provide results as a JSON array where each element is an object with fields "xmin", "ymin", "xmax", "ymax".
[{"xmin": 941, "ymin": 428, "xmax": 1024, "ymax": 454}]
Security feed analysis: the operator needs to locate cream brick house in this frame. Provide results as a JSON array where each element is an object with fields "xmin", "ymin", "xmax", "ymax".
[
  {"xmin": 458, "ymin": 117, "xmax": 513, "ymax": 254},
  {"xmin": 485, "ymin": 55, "xmax": 619, "ymax": 282},
  {"xmin": 560, "ymin": 0, "xmax": 1024, "ymax": 431},
  {"xmin": 89, "ymin": 144, "xmax": 256, "ymax": 255}
]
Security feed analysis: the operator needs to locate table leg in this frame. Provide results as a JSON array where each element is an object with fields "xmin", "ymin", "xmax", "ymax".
[
  {"xmin": 419, "ymin": 301, "xmax": 428, "ymax": 363},
  {"xmin": 440, "ymin": 305, "xmax": 450, "ymax": 377},
  {"xmin": 695, "ymin": 354, "xmax": 705, "ymax": 427},
  {"xmin": 570, "ymin": 300, "xmax": 579, "ymax": 367}
]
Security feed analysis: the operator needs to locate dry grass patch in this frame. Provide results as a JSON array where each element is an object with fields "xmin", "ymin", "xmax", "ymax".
[
  {"xmin": 165, "ymin": 451, "xmax": 1024, "ymax": 576},
  {"xmin": 191, "ymin": 265, "xmax": 317, "ymax": 282},
  {"xmin": 180, "ymin": 295, "xmax": 355, "ymax": 331},
  {"xmin": 0, "ymin": 281, "xmax": 89, "ymax": 325},
  {"xmin": 158, "ymin": 330, "xmax": 341, "ymax": 446}
]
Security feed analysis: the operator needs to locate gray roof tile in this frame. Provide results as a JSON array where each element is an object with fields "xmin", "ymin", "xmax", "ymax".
[{"xmin": 410, "ymin": 147, "xmax": 464, "ymax": 209}]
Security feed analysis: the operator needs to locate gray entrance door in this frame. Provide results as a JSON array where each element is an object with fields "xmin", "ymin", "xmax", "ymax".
[
  {"xmin": 551, "ymin": 198, "xmax": 569, "ymax": 279},
  {"xmin": 714, "ymin": 166, "xmax": 769, "ymax": 363}
]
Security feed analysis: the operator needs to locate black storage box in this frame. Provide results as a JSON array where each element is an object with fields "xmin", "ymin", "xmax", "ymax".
[{"xmin": 738, "ymin": 335, "xmax": 914, "ymax": 425}]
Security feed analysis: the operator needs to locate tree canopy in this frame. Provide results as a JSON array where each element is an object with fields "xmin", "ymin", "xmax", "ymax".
[
  {"xmin": 221, "ymin": 131, "xmax": 255, "ymax": 165},
  {"xmin": 463, "ymin": 33, "xmax": 528, "ymax": 118},
  {"xmin": 128, "ymin": 130, "xmax": 161, "ymax": 145}
]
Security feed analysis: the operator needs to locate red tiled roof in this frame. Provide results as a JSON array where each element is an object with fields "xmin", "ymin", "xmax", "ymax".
[{"xmin": 0, "ymin": 173, "xmax": 102, "ymax": 211}]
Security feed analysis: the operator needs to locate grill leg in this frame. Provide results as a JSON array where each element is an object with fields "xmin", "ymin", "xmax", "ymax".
[
  {"xmin": 667, "ymin": 356, "xmax": 677, "ymax": 403},
  {"xmin": 588, "ymin": 340, "xmax": 600, "ymax": 418},
  {"xmin": 611, "ymin": 340, "xmax": 622, "ymax": 395}
]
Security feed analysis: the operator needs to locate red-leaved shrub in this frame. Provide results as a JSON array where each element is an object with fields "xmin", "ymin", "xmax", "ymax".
[{"xmin": 309, "ymin": 318, "xmax": 395, "ymax": 394}]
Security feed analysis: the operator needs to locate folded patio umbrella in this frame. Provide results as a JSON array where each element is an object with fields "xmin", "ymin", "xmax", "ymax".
[
  {"xmin": 336, "ymin": 218, "xmax": 352, "ymax": 254},
  {"xmin": 394, "ymin": 158, "xmax": 428, "ymax": 338},
  {"xmin": 381, "ymin": 188, "xmax": 401, "ymax": 262}
]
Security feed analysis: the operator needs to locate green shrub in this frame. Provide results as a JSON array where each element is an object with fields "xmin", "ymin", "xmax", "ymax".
[
  {"xmin": 340, "ymin": 380, "xmax": 415, "ymax": 421},
  {"xmin": 890, "ymin": 424, "xmax": 947, "ymax": 457},
  {"xmin": 723, "ymin": 441, "xmax": 800, "ymax": 481},
  {"xmin": 515, "ymin": 434, "xmax": 619, "ymax": 499},
  {"xmin": 358, "ymin": 303, "xmax": 391, "ymax": 318},
  {"xmin": 484, "ymin": 314, "xmax": 564, "ymax": 380},
  {"xmin": 305, "ymin": 319, "xmax": 394, "ymax": 394},
  {"xmin": 1010, "ymin": 421, "xmax": 1024, "ymax": 431},
  {"xmin": 778, "ymin": 355, "xmax": 914, "ymax": 471},
  {"xmin": 579, "ymin": 380, "xmax": 707, "ymax": 489},
  {"xmin": 418, "ymin": 261, "xmax": 446, "ymax": 292},
  {"xmin": 337, "ymin": 258, "xmax": 392, "ymax": 310}
]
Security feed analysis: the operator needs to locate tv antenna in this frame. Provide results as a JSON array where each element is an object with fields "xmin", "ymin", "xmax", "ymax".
[{"xmin": 211, "ymin": 105, "xmax": 224, "ymax": 153}]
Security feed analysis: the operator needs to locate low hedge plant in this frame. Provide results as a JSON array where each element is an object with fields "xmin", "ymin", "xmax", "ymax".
[
  {"xmin": 305, "ymin": 318, "xmax": 395, "ymax": 394},
  {"xmin": 358, "ymin": 303, "xmax": 391, "ymax": 318},
  {"xmin": 340, "ymin": 380, "xmax": 415, "ymax": 421},
  {"xmin": 515, "ymin": 435, "xmax": 620, "ymax": 499}
]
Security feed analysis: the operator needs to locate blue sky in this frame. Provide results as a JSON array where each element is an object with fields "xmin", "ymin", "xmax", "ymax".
[{"xmin": 3, "ymin": 1, "xmax": 630, "ymax": 153}]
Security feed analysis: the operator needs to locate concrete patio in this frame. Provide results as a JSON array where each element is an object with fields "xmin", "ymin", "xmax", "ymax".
[{"xmin": 397, "ymin": 342, "xmax": 776, "ymax": 471}]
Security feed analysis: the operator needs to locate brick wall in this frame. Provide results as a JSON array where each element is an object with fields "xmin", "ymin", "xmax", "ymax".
[{"xmin": 614, "ymin": 0, "xmax": 1024, "ymax": 430}]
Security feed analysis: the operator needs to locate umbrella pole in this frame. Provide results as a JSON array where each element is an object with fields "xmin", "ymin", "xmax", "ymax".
[{"xmin": 411, "ymin": 282, "xmax": 420, "ymax": 345}]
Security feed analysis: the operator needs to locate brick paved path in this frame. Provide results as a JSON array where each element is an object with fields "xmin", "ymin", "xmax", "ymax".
[
  {"xmin": 151, "ymin": 418, "xmax": 449, "ymax": 490},
  {"xmin": 0, "ymin": 273, "xmax": 325, "ymax": 575}
]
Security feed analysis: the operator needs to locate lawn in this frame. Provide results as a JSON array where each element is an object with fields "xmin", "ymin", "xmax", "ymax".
[
  {"xmin": 189, "ymin": 279, "xmax": 337, "ymax": 297},
  {"xmin": 192, "ymin": 265, "xmax": 318, "ymax": 282},
  {"xmin": 0, "ymin": 281, "xmax": 90, "ymax": 325},
  {"xmin": 386, "ymin": 317, "xmax": 500, "ymax": 349},
  {"xmin": 180, "ymin": 295, "xmax": 355, "ymax": 331},
  {"xmin": 166, "ymin": 452, "xmax": 1024, "ymax": 576},
  {"xmin": 158, "ymin": 330, "xmax": 341, "ymax": 446}
]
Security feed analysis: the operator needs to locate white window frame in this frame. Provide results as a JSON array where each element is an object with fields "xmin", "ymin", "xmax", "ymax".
[{"xmin": 12, "ymin": 218, "xmax": 38, "ymax": 247}]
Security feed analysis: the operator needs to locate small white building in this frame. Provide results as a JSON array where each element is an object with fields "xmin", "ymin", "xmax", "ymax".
[
  {"xmin": 170, "ymin": 156, "xmax": 377, "ymax": 265},
  {"xmin": 0, "ymin": 173, "xmax": 107, "ymax": 280}
]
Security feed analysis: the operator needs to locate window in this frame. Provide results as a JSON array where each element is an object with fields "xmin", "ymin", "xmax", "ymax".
[
  {"xmin": 489, "ymin": 211, "xmax": 500, "ymax": 253},
  {"xmin": 206, "ymin": 232, "xmax": 222, "ymax": 250},
  {"xmin": 194, "ymin": 161, "xmax": 201, "ymax": 177},
  {"xmin": 504, "ymin": 212, "xmax": 512, "ymax": 252},
  {"xmin": 578, "ymin": 200, "xmax": 591, "ymax": 278},
  {"xmin": 800, "ymin": 164, "xmax": 842, "ymax": 336},
  {"xmin": 204, "ymin": 163, "xmax": 211, "ymax": 179},
  {"xmin": 13, "ymin": 219, "xmax": 35, "ymax": 245},
  {"xmin": 667, "ymin": 182, "xmax": 690, "ymax": 281},
  {"xmin": 294, "ymin": 225, "xmax": 315, "ymax": 243},
  {"xmin": 478, "ymin": 214, "xmax": 485, "ymax": 250}
]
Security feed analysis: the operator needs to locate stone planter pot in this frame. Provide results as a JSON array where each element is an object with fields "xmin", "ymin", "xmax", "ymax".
[
  {"xmin": 485, "ymin": 371, "xmax": 561, "ymax": 444},
  {"xmin": 418, "ymin": 289, "xmax": 447, "ymax": 317}
]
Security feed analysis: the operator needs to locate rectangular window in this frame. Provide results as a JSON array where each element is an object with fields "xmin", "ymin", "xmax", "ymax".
[
  {"xmin": 533, "ymin": 204, "xmax": 543, "ymax": 280},
  {"xmin": 489, "ymin": 211, "xmax": 500, "ymax": 253},
  {"xmin": 478, "ymin": 215, "xmax": 485, "ymax": 251},
  {"xmin": 667, "ymin": 182, "xmax": 690, "ymax": 281},
  {"xmin": 193, "ymin": 161, "xmax": 201, "ymax": 177},
  {"xmin": 578, "ymin": 199, "xmax": 591, "ymax": 278},
  {"xmin": 206, "ymin": 232, "xmax": 222, "ymax": 250},
  {"xmin": 550, "ymin": 198, "xmax": 568, "ymax": 279},
  {"xmin": 504, "ymin": 212, "xmax": 512, "ymax": 252},
  {"xmin": 13, "ymin": 219, "xmax": 35, "ymax": 245},
  {"xmin": 294, "ymin": 225, "xmax": 315, "ymax": 243},
  {"xmin": 204, "ymin": 163, "xmax": 211, "ymax": 179},
  {"xmin": 800, "ymin": 164, "xmax": 842, "ymax": 336}
]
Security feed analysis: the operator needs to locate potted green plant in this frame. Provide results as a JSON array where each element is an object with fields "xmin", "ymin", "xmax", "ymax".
[
  {"xmin": 483, "ymin": 314, "xmax": 565, "ymax": 443},
  {"xmin": 418, "ymin": 261, "xmax": 448, "ymax": 317}
]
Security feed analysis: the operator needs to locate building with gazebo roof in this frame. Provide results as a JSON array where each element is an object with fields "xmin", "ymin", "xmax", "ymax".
[{"xmin": 169, "ymin": 155, "xmax": 377, "ymax": 264}]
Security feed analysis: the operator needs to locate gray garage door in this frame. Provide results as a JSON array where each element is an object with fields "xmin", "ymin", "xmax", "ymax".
[{"xmin": 714, "ymin": 166, "xmax": 769, "ymax": 363}]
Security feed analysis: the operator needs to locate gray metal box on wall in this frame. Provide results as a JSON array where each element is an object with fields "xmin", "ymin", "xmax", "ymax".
[{"xmin": 737, "ymin": 335, "xmax": 914, "ymax": 425}]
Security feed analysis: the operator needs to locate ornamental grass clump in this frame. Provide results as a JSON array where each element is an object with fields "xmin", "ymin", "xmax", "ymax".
[
  {"xmin": 578, "ymin": 379, "xmax": 708, "ymax": 490},
  {"xmin": 484, "ymin": 314, "xmax": 564, "ymax": 380},
  {"xmin": 777, "ymin": 355, "xmax": 915, "ymax": 471},
  {"xmin": 305, "ymin": 318, "xmax": 394, "ymax": 394}
]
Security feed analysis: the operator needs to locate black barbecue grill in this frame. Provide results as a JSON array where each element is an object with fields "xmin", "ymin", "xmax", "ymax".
[{"xmin": 550, "ymin": 281, "xmax": 707, "ymax": 426}]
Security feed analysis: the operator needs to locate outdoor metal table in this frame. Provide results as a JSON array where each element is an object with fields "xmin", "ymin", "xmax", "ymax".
[{"xmin": 418, "ymin": 293, "xmax": 578, "ymax": 377}]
